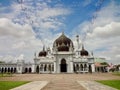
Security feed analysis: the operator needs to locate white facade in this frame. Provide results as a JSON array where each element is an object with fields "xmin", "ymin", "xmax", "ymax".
[
  {"xmin": 34, "ymin": 33, "xmax": 95, "ymax": 73},
  {"xmin": 0, "ymin": 33, "xmax": 96, "ymax": 74}
]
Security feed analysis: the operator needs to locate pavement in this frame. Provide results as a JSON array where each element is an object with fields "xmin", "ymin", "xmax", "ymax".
[
  {"xmin": 11, "ymin": 81, "xmax": 48, "ymax": 90},
  {"xmin": 0, "ymin": 73, "xmax": 119, "ymax": 90},
  {"xmin": 77, "ymin": 81, "xmax": 117, "ymax": 90},
  {"xmin": 10, "ymin": 80, "xmax": 117, "ymax": 90}
]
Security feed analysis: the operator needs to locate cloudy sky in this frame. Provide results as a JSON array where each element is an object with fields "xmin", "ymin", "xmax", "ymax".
[{"xmin": 0, "ymin": 0, "xmax": 120, "ymax": 64}]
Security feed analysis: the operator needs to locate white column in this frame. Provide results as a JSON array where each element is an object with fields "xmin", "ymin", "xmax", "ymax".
[
  {"xmin": 39, "ymin": 64, "xmax": 41, "ymax": 74},
  {"xmin": 54, "ymin": 62, "xmax": 56, "ymax": 73},
  {"xmin": 82, "ymin": 64, "xmax": 84, "ymax": 71},
  {"xmin": 50, "ymin": 64, "xmax": 52, "ymax": 72},
  {"xmin": 70, "ymin": 61, "xmax": 73, "ymax": 73},
  {"xmin": 91, "ymin": 64, "xmax": 95, "ymax": 72},
  {"xmin": 79, "ymin": 63, "xmax": 80, "ymax": 72},
  {"xmin": 43, "ymin": 64, "xmax": 45, "ymax": 72},
  {"xmin": 75, "ymin": 63, "xmax": 76, "ymax": 72},
  {"xmin": 47, "ymin": 64, "xmax": 49, "ymax": 71}
]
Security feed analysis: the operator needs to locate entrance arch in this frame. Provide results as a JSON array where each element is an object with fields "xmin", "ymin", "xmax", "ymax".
[
  {"xmin": 89, "ymin": 65, "xmax": 92, "ymax": 73},
  {"xmin": 60, "ymin": 58, "xmax": 67, "ymax": 72}
]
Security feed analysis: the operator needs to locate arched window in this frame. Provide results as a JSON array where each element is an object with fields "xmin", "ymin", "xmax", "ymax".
[
  {"xmin": 29, "ymin": 68, "xmax": 32, "ymax": 73},
  {"xmin": 44, "ymin": 64, "xmax": 47, "ymax": 71},
  {"xmin": 36, "ymin": 66, "xmax": 39, "ymax": 73},
  {"xmin": 8, "ymin": 67, "xmax": 10, "ymax": 72},
  {"xmin": 11, "ymin": 67, "xmax": 13, "ymax": 73},
  {"xmin": 5, "ymin": 67, "xmax": 7, "ymax": 73},
  {"xmin": 48, "ymin": 64, "xmax": 51, "ymax": 71},
  {"xmin": 89, "ymin": 65, "xmax": 92, "ymax": 73},
  {"xmin": 80, "ymin": 64, "xmax": 83, "ymax": 71},
  {"xmin": 84, "ymin": 64, "xmax": 87, "ymax": 71},
  {"xmin": 1, "ymin": 67, "xmax": 4, "ymax": 73},
  {"xmin": 40, "ymin": 64, "xmax": 43, "ymax": 71},
  {"xmin": 25, "ymin": 68, "xmax": 28, "ymax": 73},
  {"xmin": 76, "ymin": 64, "xmax": 79, "ymax": 71},
  {"xmin": 52, "ymin": 64, "xmax": 54, "ymax": 71},
  {"xmin": 14, "ymin": 68, "xmax": 16, "ymax": 73}
]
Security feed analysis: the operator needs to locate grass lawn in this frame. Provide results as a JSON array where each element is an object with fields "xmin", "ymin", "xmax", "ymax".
[
  {"xmin": 0, "ymin": 81, "xmax": 29, "ymax": 90},
  {"xmin": 97, "ymin": 80, "xmax": 120, "ymax": 90}
]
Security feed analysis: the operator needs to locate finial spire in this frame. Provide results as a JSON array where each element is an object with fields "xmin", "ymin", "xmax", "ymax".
[
  {"xmin": 43, "ymin": 45, "xmax": 45, "ymax": 51},
  {"xmin": 82, "ymin": 43, "xmax": 84, "ymax": 50},
  {"xmin": 91, "ymin": 51, "xmax": 93, "ymax": 56},
  {"xmin": 76, "ymin": 35, "xmax": 80, "ymax": 49}
]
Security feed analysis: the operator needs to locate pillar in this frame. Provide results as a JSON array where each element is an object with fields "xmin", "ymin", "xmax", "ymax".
[{"xmin": 54, "ymin": 62, "xmax": 56, "ymax": 73}]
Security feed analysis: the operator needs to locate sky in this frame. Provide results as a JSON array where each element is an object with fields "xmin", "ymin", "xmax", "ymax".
[{"xmin": 0, "ymin": 0, "xmax": 120, "ymax": 64}]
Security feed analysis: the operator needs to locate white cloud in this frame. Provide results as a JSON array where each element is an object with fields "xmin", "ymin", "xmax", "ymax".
[
  {"xmin": 0, "ymin": 18, "xmax": 34, "ymax": 38},
  {"xmin": 87, "ymin": 22, "xmax": 120, "ymax": 38},
  {"xmin": 38, "ymin": 8, "xmax": 71, "ymax": 19},
  {"xmin": 72, "ymin": 1, "xmax": 120, "ymax": 64},
  {"xmin": 0, "ymin": 0, "xmax": 70, "ymax": 63}
]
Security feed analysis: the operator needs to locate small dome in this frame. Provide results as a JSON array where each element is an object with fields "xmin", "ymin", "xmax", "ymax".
[
  {"xmin": 80, "ymin": 45, "xmax": 89, "ymax": 56},
  {"xmin": 38, "ymin": 47, "xmax": 47, "ymax": 57},
  {"xmin": 53, "ymin": 32, "xmax": 74, "ymax": 51}
]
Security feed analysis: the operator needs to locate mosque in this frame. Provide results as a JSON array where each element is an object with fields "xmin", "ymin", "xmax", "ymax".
[{"xmin": 0, "ymin": 32, "xmax": 107, "ymax": 74}]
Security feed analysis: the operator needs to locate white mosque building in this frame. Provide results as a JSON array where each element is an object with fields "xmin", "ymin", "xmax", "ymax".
[{"xmin": 0, "ymin": 32, "xmax": 107, "ymax": 74}]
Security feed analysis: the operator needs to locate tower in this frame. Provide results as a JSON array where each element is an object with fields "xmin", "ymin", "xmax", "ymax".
[{"xmin": 76, "ymin": 35, "xmax": 80, "ymax": 50}]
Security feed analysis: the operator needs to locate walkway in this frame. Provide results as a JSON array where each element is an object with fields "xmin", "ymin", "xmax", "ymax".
[
  {"xmin": 0, "ymin": 73, "xmax": 119, "ymax": 90},
  {"xmin": 11, "ymin": 81, "xmax": 48, "ymax": 90},
  {"xmin": 78, "ymin": 81, "xmax": 117, "ymax": 90},
  {"xmin": 42, "ymin": 80, "xmax": 85, "ymax": 90},
  {"xmin": 11, "ymin": 80, "xmax": 117, "ymax": 90}
]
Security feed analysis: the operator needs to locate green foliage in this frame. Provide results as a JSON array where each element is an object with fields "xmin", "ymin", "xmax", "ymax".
[
  {"xmin": 97, "ymin": 80, "xmax": 120, "ymax": 89},
  {"xmin": 0, "ymin": 81, "xmax": 29, "ymax": 90},
  {"xmin": 100, "ymin": 62, "xmax": 108, "ymax": 65}
]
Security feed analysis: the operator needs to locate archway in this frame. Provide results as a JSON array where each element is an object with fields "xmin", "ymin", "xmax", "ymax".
[
  {"xmin": 25, "ymin": 68, "xmax": 28, "ymax": 73},
  {"xmin": 5, "ymin": 67, "xmax": 7, "ymax": 73},
  {"xmin": 11, "ymin": 67, "xmax": 13, "ymax": 73},
  {"xmin": 36, "ymin": 66, "xmax": 39, "ymax": 73},
  {"xmin": 89, "ymin": 65, "xmax": 92, "ymax": 73},
  {"xmin": 14, "ymin": 68, "xmax": 16, "ymax": 73},
  {"xmin": 60, "ymin": 59, "xmax": 67, "ymax": 72}
]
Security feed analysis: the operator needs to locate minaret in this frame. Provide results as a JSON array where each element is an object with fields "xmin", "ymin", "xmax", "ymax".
[
  {"xmin": 76, "ymin": 35, "xmax": 80, "ymax": 50},
  {"xmin": 76, "ymin": 35, "xmax": 80, "ymax": 55}
]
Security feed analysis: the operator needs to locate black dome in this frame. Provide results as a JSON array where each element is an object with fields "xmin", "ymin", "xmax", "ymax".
[
  {"xmin": 57, "ymin": 43, "xmax": 69, "ymax": 51},
  {"xmin": 53, "ymin": 32, "xmax": 74, "ymax": 51},
  {"xmin": 38, "ymin": 47, "xmax": 47, "ymax": 57},
  {"xmin": 80, "ymin": 45, "xmax": 89, "ymax": 56}
]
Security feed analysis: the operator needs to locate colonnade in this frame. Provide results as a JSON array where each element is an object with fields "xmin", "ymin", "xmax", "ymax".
[
  {"xmin": 73, "ymin": 63, "xmax": 89, "ymax": 73},
  {"xmin": 0, "ymin": 67, "xmax": 16, "ymax": 73},
  {"xmin": 36, "ymin": 63, "xmax": 54, "ymax": 73},
  {"xmin": 24, "ymin": 67, "xmax": 32, "ymax": 73}
]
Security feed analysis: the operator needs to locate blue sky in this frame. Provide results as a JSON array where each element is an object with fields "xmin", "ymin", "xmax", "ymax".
[{"xmin": 0, "ymin": 0, "xmax": 120, "ymax": 64}]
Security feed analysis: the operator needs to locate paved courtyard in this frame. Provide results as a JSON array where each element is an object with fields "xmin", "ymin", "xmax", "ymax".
[{"xmin": 0, "ymin": 73, "xmax": 120, "ymax": 90}]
